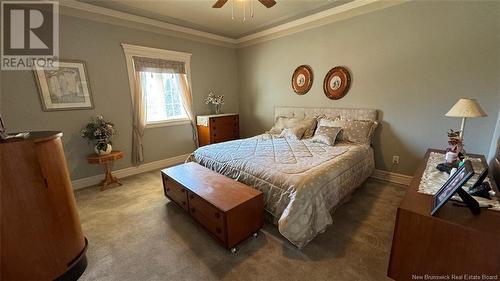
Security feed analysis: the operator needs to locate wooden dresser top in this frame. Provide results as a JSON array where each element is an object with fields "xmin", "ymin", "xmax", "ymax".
[
  {"xmin": 400, "ymin": 149, "xmax": 500, "ymax": 235},
  {"xmin": 161, "ymin": 162, "xmax": 261, "ymax": 212}
]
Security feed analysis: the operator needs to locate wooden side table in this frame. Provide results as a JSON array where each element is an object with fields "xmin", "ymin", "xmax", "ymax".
[{"xmin": 87, "ymin": 151, "xmax": 124, "ymax": 191}]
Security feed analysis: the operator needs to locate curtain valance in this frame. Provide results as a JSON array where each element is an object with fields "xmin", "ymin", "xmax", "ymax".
[{"xmin": 133, "ymin": 56, "xmax": 186, "ymax": 74}]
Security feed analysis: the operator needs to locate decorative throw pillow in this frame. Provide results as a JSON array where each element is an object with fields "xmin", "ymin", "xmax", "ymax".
[
  {"xmin": 316, "ymin": 116, "xmax": 340, "ymax": 128},
  {"xmin": 315, "ymin": 118, "xmax": 378, "ymax": 145},
  {"xmin": 298, "ymin": 118, "xmax": 318, "ymax": 139},
  {"xmin": 278, "ymin": 126, "xmax": 307, "ymax": 140},
  {"xmin": 311, "ymin": 126, "xmax": 342, "ymax": 146},
  {"xmin": 269, "ymin": 116, "xmax": 317, "ymax": 139},
  {"xmin": 269, "ymin": 116, "xmax": 301, "ymax": 135}
]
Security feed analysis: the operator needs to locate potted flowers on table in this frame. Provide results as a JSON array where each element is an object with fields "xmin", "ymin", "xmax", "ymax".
[
  {"xmin": 81, "ymin": 115, "xmax": 116, "ymax": 155},
  {"xmin": 204, "ymin": 92, "xmax": 224, "ymax": 114}
]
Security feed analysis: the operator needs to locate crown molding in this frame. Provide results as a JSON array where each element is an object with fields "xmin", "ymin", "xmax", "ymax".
[
  {"xmin": 236, "ymin": 0, "xmax": 406, "ymax": 47},
  {"xmin": 58, "ymin": 0, "xmax": 405, "ymax": 49},
  {"xmin": 58, "ymin": 0, "xmax": 238, "ymax": 48}
]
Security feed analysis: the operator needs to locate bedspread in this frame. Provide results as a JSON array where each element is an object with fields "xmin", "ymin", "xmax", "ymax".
[{"xmin": 191, "ymin": 134, "xmax": 374, "ymax": 248}]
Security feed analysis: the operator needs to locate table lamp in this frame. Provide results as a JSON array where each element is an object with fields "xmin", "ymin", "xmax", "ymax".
[{"xmin": 445, "ymin": 98, "xmax": 487, "ymax": 140}]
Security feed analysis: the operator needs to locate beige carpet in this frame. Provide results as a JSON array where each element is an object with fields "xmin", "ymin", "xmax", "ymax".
[{"xmin": 75, "ymin": 170, "xmax": 406, "ymax": 281}]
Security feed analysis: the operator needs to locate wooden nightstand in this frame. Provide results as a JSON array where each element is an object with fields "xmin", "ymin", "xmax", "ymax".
[
  {"xmin": 196, "ymin": 113, "xmax": 239, "ymax": 147},
  {"xmin": 87, "ymin": 151, "xmax": 124, "ymax": 191}
]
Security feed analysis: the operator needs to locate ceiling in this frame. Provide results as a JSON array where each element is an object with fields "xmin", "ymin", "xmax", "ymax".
[{"xmin": 77, "ymin": 0, "xmax": 351, "ymax": 39}]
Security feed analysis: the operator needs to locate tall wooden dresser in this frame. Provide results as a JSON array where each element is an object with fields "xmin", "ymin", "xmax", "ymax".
[
  {"xmin": 1, "ymin": 131, "xmax": 87, "ymax": 281},
  {"xmin": 196, "ymin": 113, "xmax": 239, "ymax": 147}
]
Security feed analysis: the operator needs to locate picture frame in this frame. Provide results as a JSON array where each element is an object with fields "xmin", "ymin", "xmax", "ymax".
[
  {"xmin": 431, "ymin": 160, "xmax": 475, "ymax": 216},
  {"xmin": 291, "ymin": 65, "xmax": 313, "ymax": 95},
  {"xmin": 34, "ymin": 60, "xmax": 94, "ymax": 111},
  {"xmin": 323, "ymin": 66, "xmax": 351, "ymax": 100}
]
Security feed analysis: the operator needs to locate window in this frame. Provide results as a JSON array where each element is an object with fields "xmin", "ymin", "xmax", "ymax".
[
  {"xmin": 122, "ymin": 44, "xmax": 192, "ymax": 128},
  {"xmin": 141, "ymin": 72, "xmax": 187, "ymax": 124}
]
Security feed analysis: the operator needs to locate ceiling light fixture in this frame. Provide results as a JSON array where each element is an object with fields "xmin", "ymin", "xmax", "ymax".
[{"xmin": 213, "ymin": 0, "xmax": 276, "ymax": 21}]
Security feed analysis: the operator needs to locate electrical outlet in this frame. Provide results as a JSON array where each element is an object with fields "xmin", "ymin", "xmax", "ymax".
[{"xmin": 392, "ymin": 156, "xmax": 400, "ymax": 165}]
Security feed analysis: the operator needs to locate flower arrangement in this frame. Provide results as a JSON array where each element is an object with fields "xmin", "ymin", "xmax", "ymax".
[
  {"xmin": 446, "ymin": 129, "xmax": 463, "ymax": 153},
  {"xmin": 81, "ymin": 115, "xmax": 116, "ymax": 155},
  {"xmin": 204, "ymin": 92, "xmax": 224, "ymax": 114}
]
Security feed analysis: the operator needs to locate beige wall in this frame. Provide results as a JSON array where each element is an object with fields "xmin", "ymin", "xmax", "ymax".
[
  {"xmin": 1, "ymin": 1, "xmax": 499, "ymax": 181},
  {"xmin": 236, "ymin": 1, "xmax": 500, "ymax": 176},
  {"xmin": 1, "ymin": 15, "xmax": 239, "ymax": 180}
]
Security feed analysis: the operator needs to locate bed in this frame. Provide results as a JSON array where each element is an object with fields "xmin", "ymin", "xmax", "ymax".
[{"xmin": 190, "ymin": 107, "xmax": 378, "ymax": 248}]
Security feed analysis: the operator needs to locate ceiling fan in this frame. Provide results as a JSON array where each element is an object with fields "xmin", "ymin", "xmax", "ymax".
[{"xmin": 212, "ymin": 0, "xmax": 276, "ymax": 9}]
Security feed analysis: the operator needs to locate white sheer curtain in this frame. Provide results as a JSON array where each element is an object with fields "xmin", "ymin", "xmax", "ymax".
[{"xmin": 177, "ymin": 74, "xmax": 199, "ymax": 148}]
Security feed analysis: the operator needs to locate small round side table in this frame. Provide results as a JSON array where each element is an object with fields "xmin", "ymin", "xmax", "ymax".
[{"xmin": 87, "ymin": 151, "xmax": 124, "ymax": 191}]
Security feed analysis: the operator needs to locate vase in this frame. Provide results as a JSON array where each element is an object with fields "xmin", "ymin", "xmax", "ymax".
[
  {"xmin": 212, "ymin": 104, "xmax": 222, "ymax": 114},
  {"xmin": 94, "ymin": 143, "xmax": 112, "ymax": 155}
]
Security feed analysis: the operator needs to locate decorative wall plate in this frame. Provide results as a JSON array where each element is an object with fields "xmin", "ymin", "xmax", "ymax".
[
  {"xmin": 323, "ymin": 66, "xmax": 351, "ymax": 100},
  {"xmin": 291, "ymin": 65, "xmax": 313, "ymax": 95}
]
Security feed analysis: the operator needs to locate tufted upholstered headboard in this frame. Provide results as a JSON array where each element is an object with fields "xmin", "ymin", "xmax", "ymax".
[{"xmin": 274, "ymin": 106, "xmax": 378, "ymax": 122}]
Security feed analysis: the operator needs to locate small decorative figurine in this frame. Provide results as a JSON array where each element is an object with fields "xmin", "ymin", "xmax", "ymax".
[{"xmin": 445, "ymin": 129, "xmax": 463, "ymax": 163}]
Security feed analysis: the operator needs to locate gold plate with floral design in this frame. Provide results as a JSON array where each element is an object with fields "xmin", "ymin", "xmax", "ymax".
[
  {"xmin": 291, "ymin": 65, "xmax": 313, "ymax": 95},
  {"xmin": 323, "ymin": 66, "xmax": 351, "ymax": 100}
]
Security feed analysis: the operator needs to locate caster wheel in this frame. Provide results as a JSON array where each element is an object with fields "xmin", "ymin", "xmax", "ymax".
[
  {"xmin": 253, "ymin": 232, "xmax": 258, "ymax": 238},
  {"xmin": 230, "ymin": 247, "xmax": 237, "ymax": 254}
]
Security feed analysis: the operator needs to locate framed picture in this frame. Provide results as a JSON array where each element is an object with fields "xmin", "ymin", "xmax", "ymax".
[
  {"xmin": 323, "ymin": 66, "xmax": 351, "ymax": 100},
  {"xmin": 34, "ymin": 60, "xmax": 94, "ymax": 111},
  {"xmin": 291, "ymin": 65, "xmax": 313, "ymax": 95},
  {"xmin": 431, "ymin": 160, "xmax": 475, "ymax": 216}
]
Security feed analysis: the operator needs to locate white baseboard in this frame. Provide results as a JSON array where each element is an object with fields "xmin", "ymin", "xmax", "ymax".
[
  {"xmin": 370, "ymin": 169, "xmax": 413, "ymax": 186},
  {"xmin": 73, "ymin": 157, "xmax": 412, "ymax": 190},
  {"xmin": 72, "ymin": 153, "xmax": 191, "ymax": 190}
]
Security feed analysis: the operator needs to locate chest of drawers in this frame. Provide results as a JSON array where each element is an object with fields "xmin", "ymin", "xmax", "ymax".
[
  {"xmin": 196, "ymin": 113, "xmax": 239, "ymax": 147},
  {"xmin": 161, "ymin": 162, "xmax": 263, "ymax": 251}
]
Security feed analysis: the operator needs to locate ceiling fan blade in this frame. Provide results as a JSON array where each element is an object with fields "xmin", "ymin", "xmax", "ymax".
[
  {"xmin": 258, "ymin": 0, "xmax": 276, "ymax": 8},
  {"xmin": 212, "ymin": 0, "xmax": 228, "ymax": 8}
]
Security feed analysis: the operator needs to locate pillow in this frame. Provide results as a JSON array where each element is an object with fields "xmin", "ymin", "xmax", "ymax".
[
  {"xmin": 278, "ymin": 127, "xmax": 307, "ymax": 140},
  {"xmin": 269, "ymin": 116, "xmax": 317, "ymax": 138},
  {"xmin": 298, "ymin": 118, "xmax": 318, "ymax": 139},
  {"xmin": 311, "ymin": 126, "xmax": 342, "ymax": 146},
  {"xmin": 269, "ymin": 116, "xmax": 301, "ymax": 134},
  {"xmin": 315, "ymin": 118, "xmax": 378, "ymax": 145},
  {"xmin": 317, "ymin": 116, "xmax": 340, "ymax": 128}
]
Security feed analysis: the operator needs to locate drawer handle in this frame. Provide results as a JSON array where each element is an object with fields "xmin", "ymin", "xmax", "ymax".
[
  {"xmin": 216, "ymin": 227, "xmax": 221, "ymax": 234},
  {"xmin": 214, "ymin": 212, "xmax": 220, "ymax": 219},
  {"xmin": 191, "ymin": 208, "xmax": 196, "ymax": 213}
]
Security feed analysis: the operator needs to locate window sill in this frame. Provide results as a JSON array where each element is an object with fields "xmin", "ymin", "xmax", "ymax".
[{"xmin": 146, "ymin": 118, "xmax": 191, "ymax": 129}]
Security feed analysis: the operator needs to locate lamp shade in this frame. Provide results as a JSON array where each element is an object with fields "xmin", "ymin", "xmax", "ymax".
[{"xmin": 445, "ymin": 98, "xmax": 487, "ymax": 118}]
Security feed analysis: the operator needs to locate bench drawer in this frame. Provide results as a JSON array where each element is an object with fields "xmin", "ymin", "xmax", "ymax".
[
  {"xmin": 163, "ymin": 176, "xmax": 188, "ymax": 211},
  {"xmin": 188, "ymin": 191, "xmax": 226, "ymax": 242}
]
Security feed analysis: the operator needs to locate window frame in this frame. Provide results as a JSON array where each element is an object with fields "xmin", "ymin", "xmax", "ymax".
[{"xmin": 122, "ymin": 43, "xmax": 192, "ymax": 128}]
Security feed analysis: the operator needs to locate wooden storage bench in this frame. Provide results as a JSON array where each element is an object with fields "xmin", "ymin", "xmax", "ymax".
[{"xmin": 161, "ymin": 162, "xmax": 263, "ymax": 252}]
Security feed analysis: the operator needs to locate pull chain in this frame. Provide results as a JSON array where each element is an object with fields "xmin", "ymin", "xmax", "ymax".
[
  {"xmin": 251, "ymin": 0, "xmax": 254, "ymax": 18},
  {"xmin": 243, "ymin": 0, "xmax": 246, "ymax": 21},
  {"xmin": 231, "ymin": 0, "xmax": 234, "ymax": 20}
]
